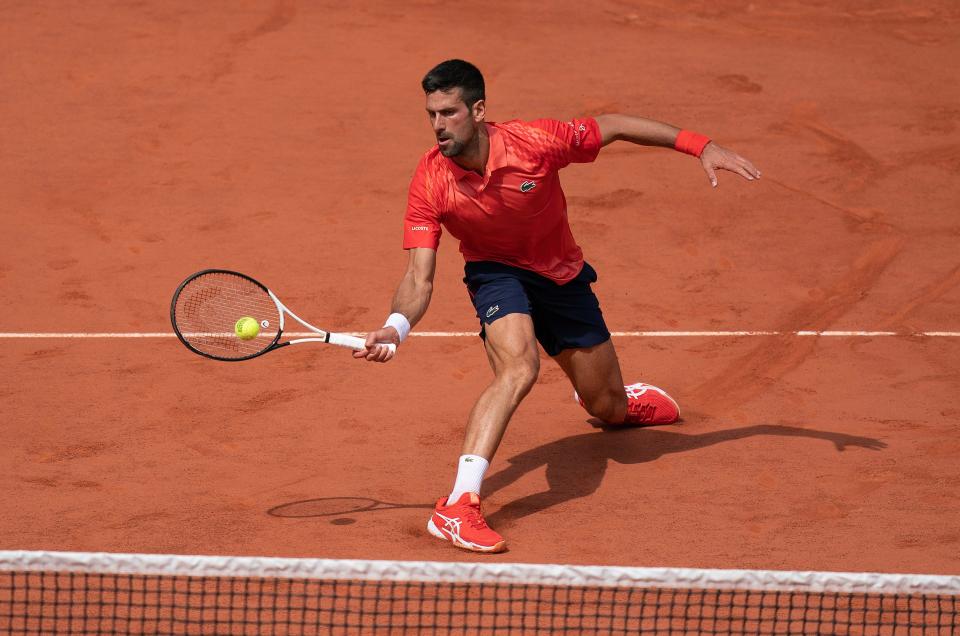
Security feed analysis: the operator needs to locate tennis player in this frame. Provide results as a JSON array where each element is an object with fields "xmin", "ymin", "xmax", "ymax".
[{"xmin": 355, "ymin": 60, "xmax": 760, "ymax": 553}]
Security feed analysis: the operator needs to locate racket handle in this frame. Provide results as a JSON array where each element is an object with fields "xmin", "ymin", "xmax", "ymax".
[{"xmin": 328, "ymin": 332, "xmax": 398, "ymax": 355}]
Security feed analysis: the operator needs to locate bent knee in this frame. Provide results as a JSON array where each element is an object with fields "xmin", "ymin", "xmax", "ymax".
[
  {"xmin": 498, "ymin": 357, "xmax": 540, "ymax": 396},
  {"xmin": 581, "ymin": 388, "xmax": 626, "ymax": 423}
]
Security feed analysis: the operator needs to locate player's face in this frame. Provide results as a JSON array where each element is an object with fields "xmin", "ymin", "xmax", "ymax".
[{"xmin": 425, "ymin": 88, "xmax": 484, "ymax": 158}]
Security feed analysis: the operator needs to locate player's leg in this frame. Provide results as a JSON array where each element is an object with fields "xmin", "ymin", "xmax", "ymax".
[
  {"xmin": 552, "ymin": 341, "xmax": 679, "ymax": 424},
  {"xmin": 552, "ymin": 339, "xmax": 627, "ymax": 423},
  {"xmin": 428, "ymin": 264, "xmax": 538, "ymax": 553},
  {"xmin": 429, "ymin": 315, "xmax": 536, "ymax": 553},
  {"xmin": 460, "ymin": 312, "xmax": 540, "ymax": 460},
  {"xmin": 529, "ymin": 262, "xmax": 680, "ymax": 425}
]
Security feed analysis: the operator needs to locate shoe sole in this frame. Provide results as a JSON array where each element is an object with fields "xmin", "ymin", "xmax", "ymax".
[{"xmin": 427, "ymin": 518, "xmax": 506, "ymax": 553}]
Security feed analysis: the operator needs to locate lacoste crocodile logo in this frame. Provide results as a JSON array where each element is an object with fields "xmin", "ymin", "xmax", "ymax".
[
  {"xmin": 519, "ymin": 180, "xmax": 536, "ymax": 193},
  {"xmin": 485, "ymin": 305, "xmax": 500, "ymax": 318}
]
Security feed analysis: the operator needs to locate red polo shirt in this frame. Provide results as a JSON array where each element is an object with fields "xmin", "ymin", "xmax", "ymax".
[{"xmin": 403, "ymin": 117, "xmax": 602, "ymax": 284}]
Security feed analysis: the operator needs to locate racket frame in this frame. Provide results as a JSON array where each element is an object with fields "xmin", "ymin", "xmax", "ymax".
[{"xmin": 171, "ymin": 269, "xmax": 377, "ymax": 362}]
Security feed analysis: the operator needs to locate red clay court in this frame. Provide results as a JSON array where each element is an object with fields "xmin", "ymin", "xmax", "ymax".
[{"xmin": 1, "ymin": 1, "xmax": 959, "ymax": 633}]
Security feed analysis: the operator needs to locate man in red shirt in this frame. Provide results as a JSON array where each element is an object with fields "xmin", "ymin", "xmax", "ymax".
[{"xmin": 356, "ymin": 60, "xmax": 760, "ymax": 553}]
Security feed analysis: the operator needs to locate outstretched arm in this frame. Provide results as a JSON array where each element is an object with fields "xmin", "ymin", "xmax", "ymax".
[
  {"xmin": 594, "ymin": 114, "xmax": 760, "ymax": 188},
  {"xmin": 354, "ymin": 247, "xmax": 436, "ymax": 363}
]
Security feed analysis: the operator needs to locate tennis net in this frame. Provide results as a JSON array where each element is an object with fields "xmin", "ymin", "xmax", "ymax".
[{"xmin": 1, "ymin": 551, "xmax": 957, "ymax": 635}]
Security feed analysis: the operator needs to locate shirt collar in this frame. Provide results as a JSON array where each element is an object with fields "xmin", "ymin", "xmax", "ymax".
[{"xmin": 445, "ymin": 123, "xmax": 506, "ymax": 181}]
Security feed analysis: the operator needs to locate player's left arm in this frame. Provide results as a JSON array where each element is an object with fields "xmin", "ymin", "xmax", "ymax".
[{"xmin": 594, "ymin": 114, "xmax": 760, "ymax": 188}]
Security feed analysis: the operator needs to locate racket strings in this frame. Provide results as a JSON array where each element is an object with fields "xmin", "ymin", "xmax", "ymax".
[{"xmin": 173, "ymin": 272, "xmax": 281, "ymax": 360}]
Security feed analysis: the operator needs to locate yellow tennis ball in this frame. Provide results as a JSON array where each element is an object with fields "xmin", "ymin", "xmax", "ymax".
[{"xmin": 234, "ymin": 316, "xmax": 260, "ymax": 340}]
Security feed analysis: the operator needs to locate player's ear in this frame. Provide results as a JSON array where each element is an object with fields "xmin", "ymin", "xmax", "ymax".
[{"xmin": 471, "ymin": 99, "xmax": 486, "ymax": 122}]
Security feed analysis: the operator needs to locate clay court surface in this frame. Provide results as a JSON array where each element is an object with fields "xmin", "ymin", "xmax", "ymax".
[{"xmin": 2, "ymin": 1, "xmax": 959, "ymax": 575}]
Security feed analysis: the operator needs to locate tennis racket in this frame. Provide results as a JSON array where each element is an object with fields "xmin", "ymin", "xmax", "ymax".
[{"xmin": 170, "ymin": 269, "xmax": 395, "ymax": 362}]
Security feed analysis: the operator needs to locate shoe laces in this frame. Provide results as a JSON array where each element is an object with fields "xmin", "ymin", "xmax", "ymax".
[
  {"xmin": 628, "ymin": 401, "xmax": 656, "ymax": 422},
  {"xmin": 462, "ymin": 503, "xmax": 489, "ymax": 530},
  {"xmin": 626, "ymin": 386, "xmax": 656, "ymax": 422}
]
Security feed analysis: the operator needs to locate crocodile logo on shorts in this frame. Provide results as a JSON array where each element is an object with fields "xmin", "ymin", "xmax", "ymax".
[
  {"xmin": 485, "ymin": 305, "xmax": 500, "ymax": 318},
  {"xmin": 519, "ymin": 180, "xmax": 536, "ymax": 193}
]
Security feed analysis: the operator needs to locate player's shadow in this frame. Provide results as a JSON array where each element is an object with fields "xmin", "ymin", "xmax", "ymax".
[{"xmin": 483, "ymin": 424, "xmax": 885, "ymax": 528}]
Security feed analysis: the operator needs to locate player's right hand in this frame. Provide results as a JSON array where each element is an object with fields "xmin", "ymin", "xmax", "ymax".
[{"xmin": 354, "ymin": 327, "xmax": 400, "ymax": 363}]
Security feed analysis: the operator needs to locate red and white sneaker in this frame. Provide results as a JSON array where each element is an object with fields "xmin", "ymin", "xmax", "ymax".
[
  {"xmin": 427, "ymin": 492, "xmax": 506, "ymax": 553},
  {"xmin": 575, "ymin": 382, "xmax": 680, "ymax": 425}
]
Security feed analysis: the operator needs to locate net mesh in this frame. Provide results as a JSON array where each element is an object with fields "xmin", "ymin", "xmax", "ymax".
[
  {"xmin": 1, "ymin": 552, "xmax": 957, "ymax": 635},
  {"xmin": 171, "ymin": 271, "xmax": 281, "ymax": 360}
]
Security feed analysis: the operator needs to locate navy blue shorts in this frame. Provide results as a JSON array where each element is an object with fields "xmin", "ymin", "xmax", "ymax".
[{"xmin": 463, "ymin": 261, "xmax": 611, "ymax": 357}]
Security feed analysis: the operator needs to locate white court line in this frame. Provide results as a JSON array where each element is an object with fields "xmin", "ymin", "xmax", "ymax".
[{"xmin": 0, "ymin": 331, "xmax": 959, "ymax": 338}]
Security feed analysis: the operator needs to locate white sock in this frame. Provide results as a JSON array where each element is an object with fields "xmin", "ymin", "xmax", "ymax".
[{"xmin": 447, "ymin": 454, "xmax": 489, "ymax": 504}]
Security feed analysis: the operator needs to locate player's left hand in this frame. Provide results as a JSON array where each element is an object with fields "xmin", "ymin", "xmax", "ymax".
[{"xmin": 700, "ymin": 143, "xmax": 761, "ymax": 188}]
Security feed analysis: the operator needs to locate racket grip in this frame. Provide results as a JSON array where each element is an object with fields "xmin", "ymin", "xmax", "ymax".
[{"xmin": 328, "ymin": 332, "xmax": 397, "ymax": 355}]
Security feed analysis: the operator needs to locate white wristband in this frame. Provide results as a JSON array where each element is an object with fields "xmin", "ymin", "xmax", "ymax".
[{"xmin": 383, "ymin": 312, "xmax": 411, "ymax": 343}]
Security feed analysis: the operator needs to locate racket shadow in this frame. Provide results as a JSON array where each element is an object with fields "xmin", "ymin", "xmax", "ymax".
[
  {"xmin": 268, "ymin": 497, "xmax": 434, "ymax": 519},
  {"xmin": 483, "ymin": 423, "xmax": 886, "ymax": 529}
]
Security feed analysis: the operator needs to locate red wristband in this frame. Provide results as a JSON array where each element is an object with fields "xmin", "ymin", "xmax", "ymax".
[{"xmin": 674, "ymin": 130, "xmax": 711, "ymax": 157}]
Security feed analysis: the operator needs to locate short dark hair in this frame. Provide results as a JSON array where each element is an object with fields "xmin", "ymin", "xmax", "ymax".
[{"xmin": 421, "ymin": 59, "xmax": 485, "ymax": 108}]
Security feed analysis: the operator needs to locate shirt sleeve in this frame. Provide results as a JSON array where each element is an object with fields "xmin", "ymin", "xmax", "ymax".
[
  {"xmin": 402, "ymin": 158, "xmax": 442, "ymax": 250},
  {"xmin": 528, "ymin": 117, "xmax": 603, "ymax": 169}
]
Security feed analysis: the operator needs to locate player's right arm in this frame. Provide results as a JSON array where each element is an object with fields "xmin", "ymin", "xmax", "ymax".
[
  {"xmin": 390, "ymin": 247, "xmax": 437, "ymax": 326},
  {"xmin": 357, "ymin": 155, "xmax": 442, "ymax": 363},
  {"xmin": 354, "ymin": 247, "xmax": 436, "ymax": 363}
]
